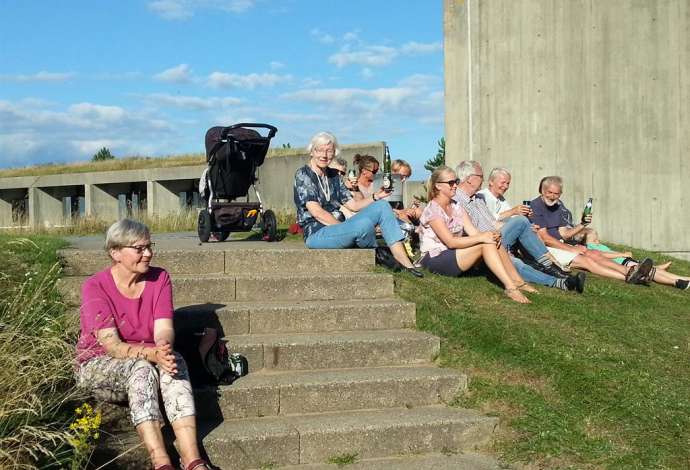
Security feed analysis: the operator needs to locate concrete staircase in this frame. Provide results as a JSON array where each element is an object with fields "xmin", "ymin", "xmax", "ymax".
[{"xmin": 59, "ymin": 246, "xmax": 500, "ymax": 469}]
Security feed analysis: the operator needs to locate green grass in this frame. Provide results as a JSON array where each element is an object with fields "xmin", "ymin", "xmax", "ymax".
[
  {"xmin": 0, "ymin": 235, "xmax": 89, "ymax": 469},
  {"xmin": 392, "ymin": 248, "xmax": 690, "ymax": 470},
  {"xmin": 0, "ymin": 147, "xmax": 306, "ymax": 178},
  {"xmin": 327, "ymin": 452, "xmax": 359, "ymax": 466}
]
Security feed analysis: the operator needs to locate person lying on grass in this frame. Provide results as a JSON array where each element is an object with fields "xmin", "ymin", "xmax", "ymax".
[
  {"xmin": 75, "ymin": 219, "xmax": 210, "ymax": 470},
  {"xmin": 417, "ymin": 166, "xmax": 533, "ymax": 304}
]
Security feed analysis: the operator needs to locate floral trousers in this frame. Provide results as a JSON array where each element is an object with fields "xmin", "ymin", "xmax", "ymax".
[{"xmin": 77, "ymin": 352, "xmax": 195, "ymax": 426}]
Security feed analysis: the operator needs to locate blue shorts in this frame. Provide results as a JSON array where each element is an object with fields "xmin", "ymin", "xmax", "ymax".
[{"xmin": 420, "ymin": 249, "xmax": 463, "ymax": 277}]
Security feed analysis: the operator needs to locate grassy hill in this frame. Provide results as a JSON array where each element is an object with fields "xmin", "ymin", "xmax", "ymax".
[{"xmin": 393, "ymin": 248, "xmax": 690, "ymax": 469}]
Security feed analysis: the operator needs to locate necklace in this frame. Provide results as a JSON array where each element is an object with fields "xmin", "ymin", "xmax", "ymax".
[{"xmin": 312, "ymin": 165, "xmax": 331, "ymax": 201}]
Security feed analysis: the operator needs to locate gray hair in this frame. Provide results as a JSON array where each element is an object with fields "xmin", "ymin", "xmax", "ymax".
[
  {"xmin": 105, "ymin": 219, "xmax": 150, "ymax": 253},
  {"xmin": 332, "ymin": 157, "xmax": 348, "ymax": 169},
  {"xmin": 456, "ymin": 160, "xmax": 482, "ymax": 183},
  {"xmin": 307, "ymin": 131, "xmax": 340, "ymax": 157},
  {"xmin": 488, "ymin": 167, "xmax": 511, "ymax": 181},
  {"xmin": 539, "ymin": 175, "xmax": 563, "ymax": 193}
]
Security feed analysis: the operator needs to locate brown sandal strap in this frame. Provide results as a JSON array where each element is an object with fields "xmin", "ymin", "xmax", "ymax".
[{"xmin": 184, "ymin": 459, "xmax": 210, "ymax": 470}]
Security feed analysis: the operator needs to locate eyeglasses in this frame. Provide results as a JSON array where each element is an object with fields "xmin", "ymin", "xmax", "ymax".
[
  {"xmin": 470, "ymin": 173, "xmax": 484, "ymax": 180},
  {"xmin": 313, "ymin": 148, "xmax": 335, "ymax": 157},
  {"xmin": 362, "ymin": 167, "xmax": 379, "ymax": 175},
  {"xmin": 438, "ymin": 179, "xmax": 460, "ymax": 186},
  {"xmin": 122, "ymin": 243, "xmax": 155, "ymax": 254}
]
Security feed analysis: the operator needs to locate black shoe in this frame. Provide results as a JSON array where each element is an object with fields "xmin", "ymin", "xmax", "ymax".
[
  {"xmin": 536, "ymin": 263, "xmax": 569, "ymax": 279},
  {"xmin": 626, "ymin": 258, "xmax": 653, "ymax": 284},
  {"xmin": 404, "ymin": 267, "xmax": 424, "ymax": 278},
  {"xmin": 565, "ymin": 272, "xmax": 586, "ymax": 293}
]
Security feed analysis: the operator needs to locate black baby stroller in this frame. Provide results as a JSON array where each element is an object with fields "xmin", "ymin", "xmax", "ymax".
[{"xmin": 198, "ymin": 123, "xmax": 278, "ymax": 242}]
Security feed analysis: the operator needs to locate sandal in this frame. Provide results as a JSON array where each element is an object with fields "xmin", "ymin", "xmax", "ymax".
[
  {"xmin": 504, "ymin": 288, "xmax": 531, "ymax": 304},
  {"xmin": 154, "ymin": 465, "xmax": 175, "ymax": 470},
  {"xmin": 516, "ymin": 282, "xmax": 539, "ymax": 293},
  {"xmin": 181, "ymin": 458, "xmax": 211, "ymax": 470}
]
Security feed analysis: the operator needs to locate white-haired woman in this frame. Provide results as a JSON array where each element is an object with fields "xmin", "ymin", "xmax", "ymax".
[
  {"xmin": 76, "ymin": 219, "xmax": 209, "ymax": 470},
  {"xmin": 418, "ymin": 166, "xmax": 532, "ymax": 303},
  {"xmin": 293, "ymin": 131, "xmax": 422, "ymax": 277}
]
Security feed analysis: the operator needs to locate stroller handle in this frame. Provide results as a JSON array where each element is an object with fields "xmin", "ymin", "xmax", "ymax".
[{"xmin": 223, "ymin": 123, "xmax": 278, "ymax": 139}]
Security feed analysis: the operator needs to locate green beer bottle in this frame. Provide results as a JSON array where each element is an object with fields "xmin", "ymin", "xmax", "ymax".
[{"xmin": 581, "ymin": 197, "xmax": 593, "ymax": 225}]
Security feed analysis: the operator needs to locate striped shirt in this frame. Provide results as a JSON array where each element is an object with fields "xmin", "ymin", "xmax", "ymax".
[{"xmin": 453, "ymin": 189, "xmax": 498, "ymax": 232}]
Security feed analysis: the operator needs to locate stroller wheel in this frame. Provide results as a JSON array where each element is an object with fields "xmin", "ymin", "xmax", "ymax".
[
  {"xmin": 262, "ymin": 210, "xmax": 277, "ymax": 242},
  {"xmin": 217, "ymin": 231, "xmax": 230, "ymax": 242},
  {"xmin": 198, "ymin": 209, "xmax": 212, "ymax": 242}
]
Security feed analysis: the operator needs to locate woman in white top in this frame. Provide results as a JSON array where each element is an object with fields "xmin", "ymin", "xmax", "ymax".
[{"xmin": 418, "ymin": 166, "xmax": 534, "ymax": 303}]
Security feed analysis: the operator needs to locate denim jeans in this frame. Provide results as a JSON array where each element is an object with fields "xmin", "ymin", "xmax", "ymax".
[
  {"xmin": 511, "ymin": 256, "xmax": 556, "ymax": 287},
  {"xmin": 306, "ymin": 200, "xmax": 404, "ymax": 249},
  {"xmin": 500, "ymin": 216, "xmax": 548, "ymax": 259}
]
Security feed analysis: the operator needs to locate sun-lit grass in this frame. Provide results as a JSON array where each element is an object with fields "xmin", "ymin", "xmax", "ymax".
[
  {"xmin": 392, "ymin": 247, "xmax": 690, "ymax": 469},
  {"xmin": 0, "ymin": 147, "xmax": 307, "ymax": 179},
  {"xmin": 0, "ymin": 235, "xmax": 90, "ymax": 469}
]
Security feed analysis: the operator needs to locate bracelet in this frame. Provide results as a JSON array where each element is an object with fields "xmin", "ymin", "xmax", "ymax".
[{"xmin": 372, "ymin": 194, "xmax": 377, "ymax": 201}]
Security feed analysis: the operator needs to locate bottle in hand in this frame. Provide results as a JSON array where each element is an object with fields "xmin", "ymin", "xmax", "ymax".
[
  {"xmin": 382, "ymin": 144, "xmax": 393, "ymax": 192},
  {"xmin": 581, "ymin": 197, "xmax": 593, "ymax": 224}
]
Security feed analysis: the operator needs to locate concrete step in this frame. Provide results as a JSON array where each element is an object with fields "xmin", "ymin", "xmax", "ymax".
[
  {"xmin": 175, "ymin": 299, "xmax": 416, "ymax": 335},
  {"xmin": 271, "ymin": 452, "xmax": 505, "ymax": 470},
  {"xmin": 195, "ymin": 366, "xmax": 467, "ymax": 419},
  {"xmin": 201, "ymin": 406, "xmax": 498, "ymax": 469},
  {"xmin": 224, "ymin": 330, "xmax": 439, "ymax": 371},
  {"xmin": 58, "ymin": 272, "xmax": 394, "ymax": 306},
  {"xmin": 58, "ymin": 248, "xmax": 373, "ymax": 275}
]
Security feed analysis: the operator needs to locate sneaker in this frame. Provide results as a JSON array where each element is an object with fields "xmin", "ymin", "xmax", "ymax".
[
  {"xmin": 626, "ymin": 258, "xmax": 653, "ymax": 284},
  {"xmin": 542, "ymin": 263, "xmax": 570, "ymax": 279},
  {"xmin": 564, "ymin": 272, "xmax": 586, "ymax": 293}
]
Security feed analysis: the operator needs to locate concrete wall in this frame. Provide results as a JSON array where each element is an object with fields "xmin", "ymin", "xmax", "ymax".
[
  {"xmin": 444, "ymin": 0, "xmax": 690, "ymax": 256},
  {"xmin": 0, "ymin": 142, "xmax": 394, "ymax": 228}
]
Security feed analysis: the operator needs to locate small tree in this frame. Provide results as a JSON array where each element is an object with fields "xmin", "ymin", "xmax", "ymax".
[
  {"xmin": 282, "ymin": 143, "xmax": 292, "ymax": 149},
  {"xmin": 424, "ymin": 137, "xmax": 445, "ymax": 172},
  {"xmin": 92, "ymin": 147, "xmax": 115, "ymax": 162}
]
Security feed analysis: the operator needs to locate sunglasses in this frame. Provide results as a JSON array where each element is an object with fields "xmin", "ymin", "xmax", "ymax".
[
  {"xmin": 438, "ymin": 179, "xmax": 461, "ymax": 186},
  {"xmin": 336, "ymin": 170, "xmax": 346, "ymax": 176},
  {"xmin": 362, "ymin": 167, "xmax": 379, "ymax": 175},
  {"xmin": 122, "ymin": 243, "xmax": 155, "ymax": 254}
]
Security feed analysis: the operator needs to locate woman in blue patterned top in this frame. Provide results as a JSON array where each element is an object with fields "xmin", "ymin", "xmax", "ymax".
[{"xmin": 294, "ymin": 131, "xmax": 422, "ymax": 277}]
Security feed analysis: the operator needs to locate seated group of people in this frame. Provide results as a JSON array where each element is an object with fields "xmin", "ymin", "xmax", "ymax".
[{"xmin": 294, "ymin": 132, "xmax": 690, "ymax": 304}]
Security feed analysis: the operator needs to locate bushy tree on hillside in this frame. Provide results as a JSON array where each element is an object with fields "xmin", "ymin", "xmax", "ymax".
[
  {"xmin": 424, "ymin": 137, "xmax": 445, "ymax": 172},
  {"xmin": 92, "ymin": 147, "xmax": 115, "ymax": 162}
]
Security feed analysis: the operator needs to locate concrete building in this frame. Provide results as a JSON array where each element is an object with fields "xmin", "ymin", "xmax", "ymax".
[
  {"xmin": 0, "ymin": 142, "xmax": 425, "ymax": 229},
  {"xmin": 444, "ymin": 0, "xmax": 689, "ymax": 259}
]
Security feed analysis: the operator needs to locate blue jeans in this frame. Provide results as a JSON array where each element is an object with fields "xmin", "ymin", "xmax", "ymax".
[
  {"xmin": 511, "ymin": 256, "xmax": 556, "ymax": 287},
  {"xmin": 500, "ymin": 216, "xmax": 547, "ymax": 259},
  {"xmin": 306, "ymin": 200, "xmax": 405, "ymax": 249}
]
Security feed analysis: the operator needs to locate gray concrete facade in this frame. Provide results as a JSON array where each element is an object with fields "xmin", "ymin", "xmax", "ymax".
[
  {"xmin": 444, "ymin": 0, "xmax": 689, "ymax": 258},
  {"xmin": 0, "ymin": 142, "xmax": 428, "ymax": 228}
]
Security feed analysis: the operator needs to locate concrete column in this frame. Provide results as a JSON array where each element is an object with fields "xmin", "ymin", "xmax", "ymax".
[
  {"xmin": 0, "ymin": 192, "xmax": 12, "ymax": 227},
  {"xmin": 90, "ymin": 184, "xmax": 119, "ymax": 221},
  {"xmin": 32, "ymin": 188, "xmax": 63, "ymax": 227},
  {"xmin": 148, "ymin": 181, "xmax": 181, "ymax": 217}
]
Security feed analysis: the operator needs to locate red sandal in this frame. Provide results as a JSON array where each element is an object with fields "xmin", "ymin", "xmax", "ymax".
[
  {"xmin": 154, "ymin": 465, "xmax": 175, "ymax": 470},
  {"xmin": 181, "ymin": 458, "xmax": 211, "ymax": 470}
]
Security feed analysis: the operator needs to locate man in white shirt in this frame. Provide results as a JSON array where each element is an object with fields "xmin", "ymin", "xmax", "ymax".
[{"xmin": 477, "ymin": 167, "xmax": 531, "ymax": 221}]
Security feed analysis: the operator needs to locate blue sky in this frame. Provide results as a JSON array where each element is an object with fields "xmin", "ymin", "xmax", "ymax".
[{"xmin": 0, "ymin": 1, "xmax": 444, "ymax": 176}]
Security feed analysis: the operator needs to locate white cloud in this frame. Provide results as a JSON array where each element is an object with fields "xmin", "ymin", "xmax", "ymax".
[
  {"xmin": 0, "ymin": 99, "xmax": 175, "ymax": 166},
  {"xmin": 329, "ymin": 45, "xmax": 398, "ymax": 68},
  {"xmin": 343, "ymin": 31, "xmax": 360, "ymax": 42},
  {"xmin": 310, "ymin": 28, "xmax": 334, "ymax": 44},
  {"xmin": 207, "ymin": 72, "xmax": 291, "ymax": 89},
  {"xmin": 148, "ymin": 0, "xmax": 256, "ymax": 20},
  {"xmin": 0, "ymin": 71, "xmax": 75, "ymax": 82},
  {"xmin": 361, "ymin": 68, "xmax": 374, "ymax": 79},
  {"xmin": 146, "ymin": 93, "xmax": 242, "ymax": 109},
  {"xmin": 400, "ymin": 41, "xmax": 443, "ymax": 54},
  {"xmin": 154, "ymin": 64, "xmax": 193, "ymax": 83},
  {"xmin": 269, "ymin": 61, "xmax": 285, "ymax": 70},
  {"xmin": 327, "ymin": 40, "xmax": 442, "ymax": 69}
]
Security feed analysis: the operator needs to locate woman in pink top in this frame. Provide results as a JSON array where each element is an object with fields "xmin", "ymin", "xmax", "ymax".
[
  {"xmin": 418, "ymin": 167, "xmax": 534, "ymax": 303},
  {"xmin": 76, "ymin": 219, "xmax": 209, "ymax": 470}
]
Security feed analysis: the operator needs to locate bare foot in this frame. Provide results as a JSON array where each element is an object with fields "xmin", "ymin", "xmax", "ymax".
[
  {"xmin": 505, "ymin": 288, "xmax": 531, "ymax": 304},
  {"xmin": 656, "ymin": 261, "xmax": 672, "ymax": 271},
  {"xmin": 517, "ymin": 283, "xmax": 539, "ymax": 293}
]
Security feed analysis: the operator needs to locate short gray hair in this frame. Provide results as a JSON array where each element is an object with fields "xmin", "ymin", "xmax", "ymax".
[
  {"xmin": 456, "ymin": 160, "xmax": 482, "ymax": 183},
  {"xmin": 307, "ymin": 131, "xmax": 340, "ymax": 157},
  {"xmin": 488, "ymin": 167, "xmax": 511, "ymax": 181},
  {"xmin": 105, "ymin": 219, "xmax": 150, "ymax": 252},
  {"xmin": 539, "ymin": 175, "xmax": 563, "ymax": 193}
]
